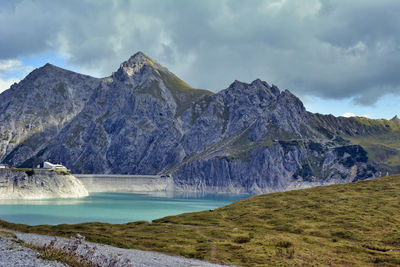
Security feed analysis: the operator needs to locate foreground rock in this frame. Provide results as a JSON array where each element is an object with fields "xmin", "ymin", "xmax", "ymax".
[
  {"xmin": 11, "ymin": 230, "xmax": 225, "ymax": 267},
  {"xmin": 0, "ymin": 169, "xmax": 88, "ymax": 199},
  {"xmin": 0, "ymin": 231, "xmax": 66, "ymax": 267}
]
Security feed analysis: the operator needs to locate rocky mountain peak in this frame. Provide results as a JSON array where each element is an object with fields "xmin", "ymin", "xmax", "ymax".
[
  {"xmin": 250, "ymin": 78, "xmax": 269, "ymax": 88},
  {"xmin": 114, "ymin": 51, "xmax": 166, "ymax": 80},
  {"xmin": 38, "ymin": 63, "xmax": 71, "ymax": 73},
  {"xmin": 43, "ymin": 62, "xmax": 55, "ymax": 68},
  {"xmin": 390, "ymin": 115, "xmax": 400, "ymax": 124},
  {"xmin": 19, "ymin": 63, "xmax": 82, "ymax": 86},
  {"xmin": 125, "ymin": 52, "xmax": 156, "ymax": 67},
  {"xmin": 228, "ymin": 80, "xmax": 247, "ymax": 90},
  {"xmin": 226, "ymin": 79, "xmax": 281, "ymax": 99},
  {"xmin": 27, "ymin": 63, "xmax": 58, "ymax": 77}
]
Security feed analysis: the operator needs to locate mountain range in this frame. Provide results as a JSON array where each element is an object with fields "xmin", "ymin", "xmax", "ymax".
[{"xmin": 1, "ymin": 52, "xmax": 399, "ymax": 193}]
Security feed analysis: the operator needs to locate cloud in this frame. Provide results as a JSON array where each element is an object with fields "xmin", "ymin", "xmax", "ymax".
[
  {"xmin": 0, "ymin": 59, "xmax": 23, "ymax": 71},
  {"xmin": 0, "ymin": 59, "xmax": 32, "ymax": 93},
  {"xmin": 341, "ymin": 112, "xmax": 372, "ymax": 118},
  {"xmin": 0, "ymin": 77, "xmax": 19, "ymax": 93},
  {"xmin": 0, "ymin": 0, "xmax": 400, "ymax": 104},
  {"xmin": 342, "ymin": 112, "xmax": 356, "ymax": 118}
]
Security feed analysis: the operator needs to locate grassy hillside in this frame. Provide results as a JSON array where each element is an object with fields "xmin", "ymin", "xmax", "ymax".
[
  {"xmin": 158, "ymin": 69, "xmax": 213, "ymax": 116},
  {"xmin": 1, "ymin": 175, "xmax": 400, "ymax": 266},
  {"xmin": 344, "ymin": 117, "xmax": 400, "ymax": 173},
  {"xmin": 311, "ymin": 113, "xmax": 400, "ymax": 174}
]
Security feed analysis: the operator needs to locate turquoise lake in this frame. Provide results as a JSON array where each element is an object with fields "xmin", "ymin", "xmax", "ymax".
[{"xmin": 0, "ymin": 192, "xmax": 250, "ymax": 226}]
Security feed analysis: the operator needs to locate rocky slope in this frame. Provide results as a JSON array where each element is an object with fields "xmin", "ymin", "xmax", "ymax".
[
  {"xmin": 171, "ymin": 80, "xmax": 378, "ymax": 193},
  {"xmin": 0, "ymin": 52, "xmax": 393, "ymax": 193},
  {"xmin": 0, "ymin": 169, "xmax": 88, "ymax": 199},
  {"xmin": 0, "ymin": 64, "xmax": 100, "ymax": 167}
]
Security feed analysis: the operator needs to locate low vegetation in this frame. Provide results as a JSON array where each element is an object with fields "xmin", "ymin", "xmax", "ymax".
[
  {"xmin": 347, "ymin": 131, "xmax": 400, "ymax": 173},
  {"xmin": 158, "ymin": 70, "xmax": 213, "ymax": 116},
  {"xmin": 54, "ymin": 170, "xmax": 70, "ymax": 175},
  {"xmin": 4, "ymin": 168, "xmax": 70, "ymax": 176},
  {"xmin": 352, "ymin": 117, "xmax": 400, "ymax": 131},
  {"xmin": 0, "ymin": 230, "xmax": 89, "ymax": 267},
  {"xmin": 1, "ymin": 175, "xmax": 400, "ymax": 266},
  {"xmin": 7, "ymin": 168, "xmax": 35, "ymax": 176},
  {"xmin": 25, "ymin": 242, "xmax": 90, "ymax": 267}
]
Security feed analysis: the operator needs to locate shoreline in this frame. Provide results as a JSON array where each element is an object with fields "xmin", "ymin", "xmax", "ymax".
[{"xmin": 0, "ymin": 228, "xmax": 226, "ymax": 267}]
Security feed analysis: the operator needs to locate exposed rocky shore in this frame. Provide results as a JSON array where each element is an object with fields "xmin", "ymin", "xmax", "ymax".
[
  {"xmin": 0, "ymin": 231, "xmax": 66, "ymax": 267},
  {"xmin": 0, "ymin": 229, "xmax": 225, "ymax": 267},
  {"xmin": 0, "ymin": 169, "xmax": 88, "ymax": 199}
]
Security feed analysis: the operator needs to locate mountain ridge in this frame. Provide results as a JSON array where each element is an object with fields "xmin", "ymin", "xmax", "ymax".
[{"xmin": 0, "ymin": 52, "xmax": 396, "ymax": 193}]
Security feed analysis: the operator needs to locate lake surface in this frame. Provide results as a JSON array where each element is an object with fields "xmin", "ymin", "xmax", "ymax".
[{"xmin": 0, "ymin": 192, "xmax": 250, "ymax": 226}]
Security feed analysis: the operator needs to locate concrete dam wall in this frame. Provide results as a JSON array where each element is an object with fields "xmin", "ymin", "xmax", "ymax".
[{"xmin": 74, "ymin": 174, "xmax": 174, "ymax": 193}]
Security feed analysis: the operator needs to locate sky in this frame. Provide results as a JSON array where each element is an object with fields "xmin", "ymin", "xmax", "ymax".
[{"xmin": 0, "ymin": 0, "xmax": 399, "ymax": 119}]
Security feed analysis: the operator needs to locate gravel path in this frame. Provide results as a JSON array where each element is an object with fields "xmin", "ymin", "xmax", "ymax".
[
  {"xmin": 0, "ymin": 229, "xmax": 228, "ymax": 267},
  {"xmin": 0, "ymin": 232, "xmax": 66, "ymax": 267}
]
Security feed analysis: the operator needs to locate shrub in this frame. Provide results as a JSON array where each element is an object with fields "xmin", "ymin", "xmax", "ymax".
[
  {"xmin": 233, "ymin": 235, "xmax": 251, "ymax": 244},
  {"xmin": 25, "ymin": 170, "xmax": 35, "ymax": 176},
  {"xmin": 276, "ymin": 240, "xmax": 293, "ymax": 248},
  {"xmin": 55, "ymin": 170, "xmax": 70, "ymax": 175}
]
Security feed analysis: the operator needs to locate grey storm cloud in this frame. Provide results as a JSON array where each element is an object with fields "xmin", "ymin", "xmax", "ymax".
[{"xmin": 1, "ymin": 0, "xmax": 400, "ymax": 105}]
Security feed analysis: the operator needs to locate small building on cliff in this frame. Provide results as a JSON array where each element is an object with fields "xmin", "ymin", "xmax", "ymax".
[{"xmin": 37, "ymin": 161, "xmax": 68, "ymax": 171}]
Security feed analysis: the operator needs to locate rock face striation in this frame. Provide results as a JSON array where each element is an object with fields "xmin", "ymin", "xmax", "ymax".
[
  {"xmin": 0, "ymin": 52, "xmax": 390, "ymax": 194},
  {"xmin": 0, "ymin": 169, "xmax": 88, "ymax": 199}
]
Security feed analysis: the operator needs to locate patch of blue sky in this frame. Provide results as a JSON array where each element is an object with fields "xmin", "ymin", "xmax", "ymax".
[
  {"xmin": 303, "ymin": 95, "xmax": 400, "ymax": 120},
  {"xmin": 20, "ymin": 51, "xmax": 71, "ymax": 72}
]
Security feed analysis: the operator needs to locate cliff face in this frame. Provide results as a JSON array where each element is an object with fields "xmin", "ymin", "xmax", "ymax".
[
  {"xmin": 0, "ymin": 169, "xmax": 88, "ymax": 199},
  {"xmin": 0, "ymin": 52, "xmax": 388, "ymax": 194},
  {"xmin": 0, "ymin": 64, "xmax": 101, "ymax": 167},
  {"xmin": 171, "ymin": 80, "xmax": 377, "ymax": 193},
  {"xmin": 35, "ymin": 53, "xmax": 212, "ymax": 174}
]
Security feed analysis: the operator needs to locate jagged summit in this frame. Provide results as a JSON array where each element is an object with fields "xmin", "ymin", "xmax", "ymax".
[
  {"xmin": 250, "ymin": 78, "xmax": 270, "ymax": 88},
  {"xmin": 390, "ymin": 115, "xmax": 400, "ymax": 124},
  {"xmin": 226, "ymin": 78, "xmax": 281, "ymax": 98},
  {"xmin": 34, "ymin": 63, "xmax": 65, "ymax": 74},
  {"xmin": 124, "ymin": 51, "xmax": 159, "ymax": 67},
  {"xmin": 228, "ymin": 80, "xmax": 246, "ymax": 90},
  {"xmin": 24, "ymin": 62, "xmax": 88, "ymax": 83},
  {"xmin": 39, "ymin": 62, "xmax": 78, "ymax": 73},
  {"xmin": 228, "ymin": 79, "xmax": 272, "ymax": 90},
  {"xmin": 114, "ymin": 51, "xmax": 167, "ymax": 80},
  {"xmin": 43, "ymin": 62, "xmax": 54, "ymax": 67}
]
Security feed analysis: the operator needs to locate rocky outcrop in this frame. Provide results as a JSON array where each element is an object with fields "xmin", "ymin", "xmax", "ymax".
[
  {"xmin": 0, "ymin": 64, "xmax": 100, "ymax": 167},
  {"xmin": 0, "ymin": 169, "xmax": 88, "ymax": 199},
  {"xmin": 0, "ymin": 52, "xmax": 387, "ymax": 194}
]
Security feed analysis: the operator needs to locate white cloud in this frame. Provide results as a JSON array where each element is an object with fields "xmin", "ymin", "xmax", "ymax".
[
  {"xmin": 0, "ymin": 77, "xmax": 19, "ymax": 94},
  {"xmin": 341, "ymin": 113, "xmax": 373, "ymax": 118},
  {"xmin": 0, "ymin": 59, "xmax": 32, "ymax": 94},
  {"xmin": 0, "ymin": 59, "xmax": 24, "ymax": 75},
  {"xmin": 342, "ymin": 112, "xmax": 356, "ymax": 118}
]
